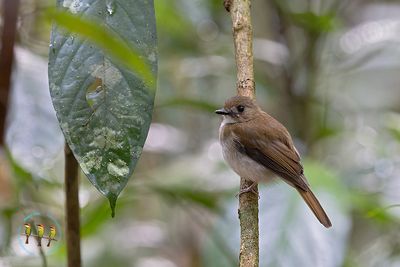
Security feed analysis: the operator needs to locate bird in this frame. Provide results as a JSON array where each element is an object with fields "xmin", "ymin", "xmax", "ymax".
[
  {"xmin": 37, "ymin": 224, "xmax": 44, "ymax": 246},
  {"xmin": 216, "ymin": 95, "xmax": 332, "ymax": 228},
  {"xmin": 47, "ymin": 226, "xmax": 56, "ymax": 247},
  {"xmin": 24, "ymin": 223, "xmax": 31, "ymax": 244}
]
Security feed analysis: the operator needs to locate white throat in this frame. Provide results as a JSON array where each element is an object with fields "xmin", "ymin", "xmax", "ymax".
[{"xmin": 220, "ymin": 115, "xmax": 236, "ymax": 126}]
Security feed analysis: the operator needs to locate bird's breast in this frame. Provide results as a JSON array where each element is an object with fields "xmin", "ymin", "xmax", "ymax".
[{"xmin": 219, "ymin": 123, "xmax": 274, "ymax": 182}]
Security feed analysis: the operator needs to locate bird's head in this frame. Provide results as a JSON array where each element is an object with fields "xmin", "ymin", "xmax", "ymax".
[
  {"xmin": 37, "ymin": 224, "xmax": 44, "ymax": 229},
  {"xmin": 215, "ymin": 95, "xmax": 261, "ymax": 124},
  {"xmin": 50, "ymin": 225, "xmax": 55, "ymax": 230},
  {"xmin": 24, "ymin": 223, "xmax": 30, "ymax": 229}
]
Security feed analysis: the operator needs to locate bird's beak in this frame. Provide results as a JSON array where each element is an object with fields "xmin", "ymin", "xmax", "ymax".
[{"xmin": 215, "ymin": 108, "xmax": 230, "ymax": 115}]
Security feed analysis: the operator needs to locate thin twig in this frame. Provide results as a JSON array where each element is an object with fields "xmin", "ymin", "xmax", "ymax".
[
  {"xmin": 225, "ymin": 1, "xmax": 259, "ymax": 266},
  {"xmin": 65, "ymin": 144, "xmax": 81, "ymax": 267}
]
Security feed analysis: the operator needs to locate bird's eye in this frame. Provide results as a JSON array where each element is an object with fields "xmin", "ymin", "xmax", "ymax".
[{"xmin": 237, "ymin": 105, "xmax": 245, "ymax": 113}]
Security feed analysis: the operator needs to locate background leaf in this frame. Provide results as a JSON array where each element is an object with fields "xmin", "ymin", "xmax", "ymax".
[
  {"xmin": 290, "ymin": 12, "xmax": 336, "ymax": 33},
  {"xmin": 48, "ymin": 0, "xmax": 157, "ymax": 216}
]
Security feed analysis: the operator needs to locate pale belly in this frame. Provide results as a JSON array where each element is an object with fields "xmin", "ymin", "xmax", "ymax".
[{"xmin": 219, "ymin": 125, "xmax": 275, "ymax": 183}]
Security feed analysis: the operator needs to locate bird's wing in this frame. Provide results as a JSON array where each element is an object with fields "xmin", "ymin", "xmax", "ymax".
[{"xmin": 232, "ymin": 118, "xmax": 309, "ymax": 191}]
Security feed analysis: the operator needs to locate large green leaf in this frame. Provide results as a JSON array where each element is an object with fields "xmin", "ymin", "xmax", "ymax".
[{"xmin": 48, "ymin": 0, "xmax": 157, "ymax": 216}]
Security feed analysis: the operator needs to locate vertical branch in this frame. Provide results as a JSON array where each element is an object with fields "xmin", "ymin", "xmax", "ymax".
[
  {"xmin": 225, "ymin": 1, "xmax": 259, "ymax": 267},
  {"xmin": 227, "ymin": 0, "xmax": 255, "ymax": 98},
  {"xmin": 65, "ymin": 144, "xmax": 81, "ymax": 267},
  {"xmin": 0, "ymin": 0, "xmax": 20, "ymax": 145}
]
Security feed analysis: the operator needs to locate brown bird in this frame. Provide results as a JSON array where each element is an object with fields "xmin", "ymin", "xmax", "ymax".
[{"xmin": 216, "ymin": 95, "xmax": 332, "ymax": 228}]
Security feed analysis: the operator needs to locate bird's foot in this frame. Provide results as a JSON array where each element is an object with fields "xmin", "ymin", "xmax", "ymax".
[{"xmin": 236, "ymin": 182, "xmax": 259, "ymax": 198}]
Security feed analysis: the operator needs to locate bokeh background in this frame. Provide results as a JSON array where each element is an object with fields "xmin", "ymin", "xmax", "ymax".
[{"xmin": 1, "ymin": 0, "xmax": 400, "ymax": 266}]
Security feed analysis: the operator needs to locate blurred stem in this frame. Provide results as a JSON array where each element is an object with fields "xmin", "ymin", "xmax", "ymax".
[
  {"xmin": 65, "ymin": 144, "xmax": 81, "ymax": 267},
  {"xmin": 0, "ymin": 0, "xmax": 20, "ymax": 145},
  {"xmin": 182, "ymin": 204, "xmax": 238, "ymax": 266},
  {"xmin": 226, "ymin": 1, "xmax": 259, "ymax": 267},
  {"xmin": 270, "ymin": 1, "xmax": 322, "ymax": 148},
  {"xmin": 0, "ymin": 150, "xmax": 13, "ymax": 252},
  {"xmin": 38, "ymin": 245, "xmax": 48, "ymax": 267},
  {"xmin": 301, "ymin": 33, "xmax": 319, "ymax": 147}
]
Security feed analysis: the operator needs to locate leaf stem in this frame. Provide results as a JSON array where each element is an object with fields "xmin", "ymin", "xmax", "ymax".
[{"xmin": 65, "ymin": 144, "xmax": 82, "ymax": 267}]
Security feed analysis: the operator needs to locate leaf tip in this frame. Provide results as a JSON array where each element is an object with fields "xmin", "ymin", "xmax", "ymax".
[{"xmin": 107, "ymin": 193, "xmax": 118, "ymax": 218}]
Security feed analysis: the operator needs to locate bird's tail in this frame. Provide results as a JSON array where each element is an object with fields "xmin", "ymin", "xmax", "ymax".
[
  {"xmin": 47, "ymin": 240, "xmax": 51, "ymax": 247},
  {"xmin": 37, "ymin": 238, "xmax": 42, "ymax": 247},
  {"xmin": 25, "ymin": 236, "xmax": 29, "ymax": 244},
  {"xmin": 296, "ymin": 187, "xmax": 332, "ymax": 228}
]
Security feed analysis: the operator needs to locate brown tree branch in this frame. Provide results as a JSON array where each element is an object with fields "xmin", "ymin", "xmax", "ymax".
[
  {"xmin": 65, "ymin": 144, "xmax": 81, "ymax": 267},
  {"xmin": 225, "ymin": 1, "xmax": 259, "ymax": 266},
  {"xmin": 0, "ymin": 0, "xmax": 20, "ymax": 145}
]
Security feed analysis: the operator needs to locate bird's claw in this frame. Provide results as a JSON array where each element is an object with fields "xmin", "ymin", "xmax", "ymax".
[{"xmin": 235, "ymin": 182, "xmax": 259, "ymax": 198}]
